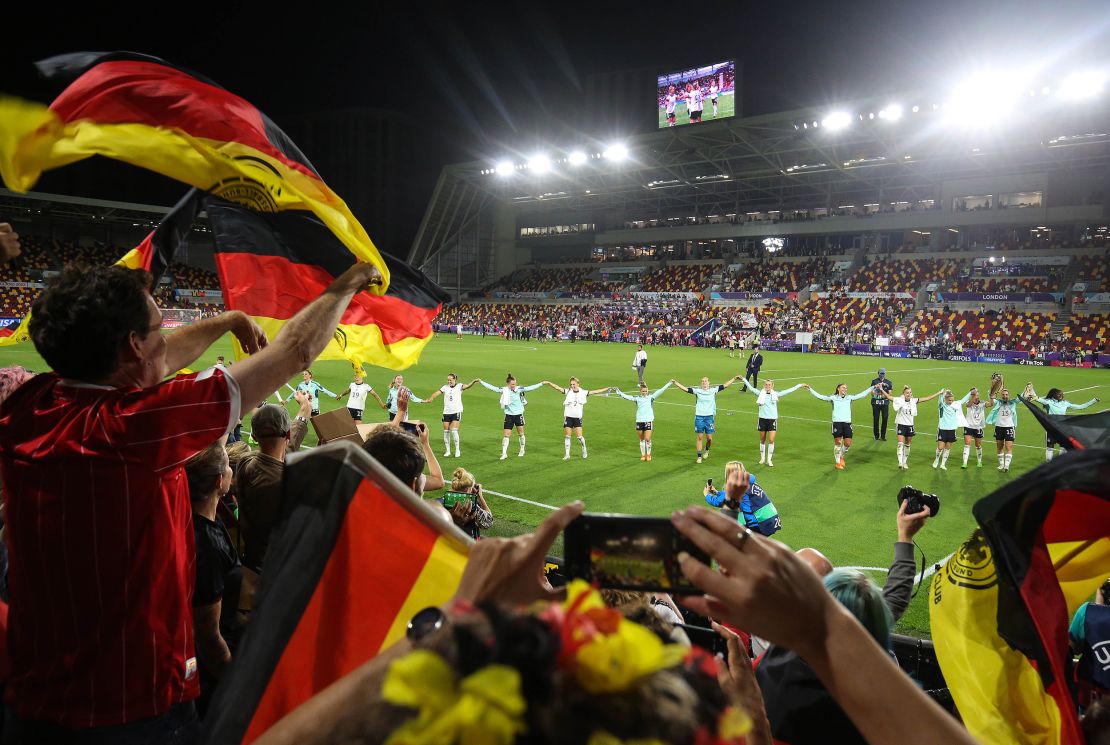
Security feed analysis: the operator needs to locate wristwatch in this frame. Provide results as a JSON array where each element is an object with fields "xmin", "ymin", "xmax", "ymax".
[
  {"xmin": 406, "ymin": 606, "xmax": 447, "ymax": 642},
  {"xmin": 294, "ymin": 415, "xmax": 308, "ymax": 423}
]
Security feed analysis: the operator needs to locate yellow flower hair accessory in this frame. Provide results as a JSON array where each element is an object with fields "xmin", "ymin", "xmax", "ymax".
[
  {"xmin": 540, "ymin": 580, "xmax": 686, "ymax": 695},
  {"xmin": 381, "ymin": 649, "xmax": 526, "ymax": 745}
]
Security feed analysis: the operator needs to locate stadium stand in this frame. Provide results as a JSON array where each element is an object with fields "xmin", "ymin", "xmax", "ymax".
[
  {"xmin": 1060, "ymin": 313, "xmax": 1109, "ymax": 352},
  {"xmin": 1074, "ymin": 255, "xmax": 1109, "ymax": 291},
  {"xmin": 908, "ymin": 309, "xmax": 1056, "ymax": 351},
  {"xmin": 638, "ymin": 263, "xmax": 718, "ymax": 292},
  {"xmin": 725, "ymin": 258, "xmax": 828, "ymax": 292},
  {"xmin": 839, "ymin": 258, "xmax": 963, "ymax": 293}
]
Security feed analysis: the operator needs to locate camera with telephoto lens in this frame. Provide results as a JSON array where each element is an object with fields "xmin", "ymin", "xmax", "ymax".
[{"xmin": 897, "ymin": 485, "xmax": 940, "ymax": 517}]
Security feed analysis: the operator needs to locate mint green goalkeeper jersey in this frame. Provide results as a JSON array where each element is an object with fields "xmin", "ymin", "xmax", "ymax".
[
  {"xmin": 744, "ymin": 379, "xmax": 803, "ymax": 419},
  {"xmin": 617, "ymin": 382, "xmax": 672, "ymax": 422},
  {"xmin": 688, "ymin": 385, "xmax": 725, "ymax": 416},
  {"xmin": 479, "ymin": 380, "xmax": 542, "ymax": 415},
  {"xmin": 808, "ymin": 387, "xmax": 873, "ymax": 423},
  {"xmin": 1035, "ymin": 396, "xmax": 1098, "ymax": 416}
]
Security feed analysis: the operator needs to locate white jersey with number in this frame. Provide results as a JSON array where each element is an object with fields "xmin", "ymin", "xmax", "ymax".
[
  {"xmin": 347, "ymin": 382, "xmax": 373, "ymax": 411},
  {"xmin": 440, "ymin": 384, "xmax": 464, "ymax": 415},
  {"xmin": 996, "ymin": 401, "xmax": 1016, "ymax": 428},
  {"xmin": 690, "ymin": 90, "xmax": 703, "ymax": 111},
  {"xmin": 892, "ymin": 397, "xmax": 918, "ymax": 426},
  {"xmin": 563, "ymin": 389, "xmax": 590, "ymax": 419},
  {"xmin": 665, "ymin": 93, "xmax": 678, "ymax": 114},
  {"xmin": 965, "ymin": 401, "xmax": 986, "ymax": 429}
]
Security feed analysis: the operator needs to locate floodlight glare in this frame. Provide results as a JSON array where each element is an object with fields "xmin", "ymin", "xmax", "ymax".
[
  {"xmin": 946, "ymin": 72, "xmax": 1026, "ymax": 126},
  {"xmin": 528, "ymin": 154, "xmax": 551, "ymax": 173},
  {"xmin": 1059, "ymin": 70, "xmax": 1108, "ymax": 100},
  {"xmin": 568, "ymin": 150, "xmax": 588, "ymax": 166},
  {"xmin": 878, "ymin": 104, "xmax": 903, "ymax": 122},
  {"xmin": 821, "ymin": 111, "xmax": 851, "ymax": 131},
  {"xmin": 495, "ymin": 160, "xmax": 514, "ymax": 176},
  {"xmin": 603, "ymin": 143, "xmax": 629, "ymax": 161}
]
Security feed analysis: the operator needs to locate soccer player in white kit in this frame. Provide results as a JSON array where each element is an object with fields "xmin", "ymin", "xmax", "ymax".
[
  {"xmin": 987, "ymin": 388, "xmax": 1020, "ymax": 472},
  {"xmin": 875, "ymin": 386, "xmax": 941, "ymax": 469},
  {"xmin": 664, "ymin": 84, "xmax": 679, "ymax": 127},
  {"xmin": 709, "ymin": 82, "xmax": 719, "ymax": 117},
  {"xmin": 543, "ymin": 378, "xmax": 611, "ymax": 459},
  {"xmin": 422, "ymin": 373, "xmax": 479, "ymax": 457},
  {"xmin": 960, "ymin": 387, "xmax": 992, "ymax": 469},
  {"xmin": 336, "ymin": 372, "xmax": 387, "ymax": 421}
]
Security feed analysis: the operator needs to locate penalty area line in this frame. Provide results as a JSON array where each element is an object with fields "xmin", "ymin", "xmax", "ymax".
[{"xmin": 483, "ymin": 488, "xmax": 558, "ymax": 511}]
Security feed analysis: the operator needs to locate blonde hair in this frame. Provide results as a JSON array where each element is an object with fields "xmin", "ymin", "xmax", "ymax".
[
  {"xmin": 225, "ymin": 440, "xmax": 251, "ymax": 470},
  {"xmin": 724, "ymin": 460, "xmax": 745, "ymax": 480},
  {"xmin": 451, "ymin": 467, "xmax": 476, "ymax": 491}
]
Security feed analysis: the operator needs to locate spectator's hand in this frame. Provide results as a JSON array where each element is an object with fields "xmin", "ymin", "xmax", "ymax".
[
  {"xmin": 449, "ymin": 501, "xmax": 473, "ymax": 525},
  {"xmin": 0, "ymin": 223, "xmax": 21, "ymax": 263},
  {"xmin": 672, "ymin": 506, "xmax": 833, "ymax": 656},
  {"xmin": 453, "ymin": 501, "xmax": 584, "ymax": 606},
  {"xmin": 801, "ymin": 383, "xmax": 810, "ymax": 389},
  {"xmin": 897, "ymin": 500, "xmax": 929, "ymax": 543},
  {"xmin": 226, "ymin": 310, "xmax": 268, "ymax": 355},
  {"xmin": 713, "ymin": 622, "xmax": 769, "ymax": 728},
  {"xmin": 723, "ymin": 463, "xmax": 750, "ymax": 501},
  {"xmin": 335, "ymin": 394, "xmax": 342, "ymax": 400}
]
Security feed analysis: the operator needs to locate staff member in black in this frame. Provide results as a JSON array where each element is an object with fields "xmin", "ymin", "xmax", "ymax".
[
  {"xmin": 745, "ymin": 344, "xmax": 764, "ymax": 389},
  {"xmin": 871, "ymin": 367, "xmax": 893, "ymax": 440}
]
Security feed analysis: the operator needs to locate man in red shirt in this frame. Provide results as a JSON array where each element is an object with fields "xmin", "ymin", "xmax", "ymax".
[{"xmin": 0, "ymin": 261, "xmax": 379, "ymax": 743}]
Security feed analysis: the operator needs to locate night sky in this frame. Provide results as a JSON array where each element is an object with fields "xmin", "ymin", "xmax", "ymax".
[{"xmin": 3, "ymin": 1, "xmax": 1107, "ymax": 245}]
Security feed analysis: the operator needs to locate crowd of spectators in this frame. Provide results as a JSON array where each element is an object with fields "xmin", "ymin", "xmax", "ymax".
[
  {"xmin": 638, "ymin": 263, "xmax": 718, "ymax": 292},
  {"xmin": 724, "ymin": 258, "xmax": 828, "ymax": 292},
  {"xmin": 835, "ymin": 258, "xmax": 963, "ymax": 294},
  {"xmin": 1059, "ymin": 313, "xmax": 1110, "ymax": 353},
  {"xmin": 906, "ymin": 309, "xmax": 1056, "ymax": 351}
]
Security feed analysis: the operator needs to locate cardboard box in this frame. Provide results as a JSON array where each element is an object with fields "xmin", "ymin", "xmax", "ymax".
[{"xmin": 311, "ymin": 408, "xmax": 359, "ymax": 444}]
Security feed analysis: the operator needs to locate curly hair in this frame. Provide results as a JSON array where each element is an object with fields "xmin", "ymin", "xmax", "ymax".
[{"xmin": 29, "ymin": 264, "xmax": 153, "ymax": 381}]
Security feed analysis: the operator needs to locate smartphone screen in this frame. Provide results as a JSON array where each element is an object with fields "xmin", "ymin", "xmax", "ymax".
[{"xmin": 563, "ymin": 513, "xmax": 709, "ymax": 594}]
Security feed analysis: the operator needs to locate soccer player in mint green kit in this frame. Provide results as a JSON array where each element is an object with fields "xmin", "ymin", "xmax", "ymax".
[
  {"xmin": 743, "ymin": 378, "xmax": 804, "ymax": 467},
  {"xmin": 1028, "ymin": 385, "xmax": 1100, "ymax": 461},
  {"xmin": 671, "ymin": 375, "xmax": 743, "ymax": 463},
  {"xmin": 808, "ymin": 382, "xmax": 875, "ymax": 469},
  {"xmin": 478, "ymin": 374, "xmax": 544, "ymax": 459},
  {"xmin": 614, "ymin": 381, "xmax": 672, "ymax": 461},
  {"xmin": 933, "ymin": 389, "xmax": 970, "ymax": 470}
]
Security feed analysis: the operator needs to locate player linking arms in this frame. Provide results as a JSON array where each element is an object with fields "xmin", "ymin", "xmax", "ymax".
[
  {"xmin": 808, "ymin": 383, "xmax": 875, "ymax": 469},
  {"xmin": 543, "ymin": 378, "xmax": 611, "ymax": 460},
  {"xmin": 478, "ymin": 374, "xmax": 544, "ymax": 459},
  {"xmin": 671, "ymin": 375, "xmax": 743, "ymax": 463},
  {"xmin": 614, "ymin": 381, "xmax": 672, "ymax": 460},
  {"xmin": 743, "ymin": 378, "xmax": 804, "ymax": 467},
  {"xmin": 1027, "ymin": 385, "xmax": 1100, "ymax": 461},
  {"xmin": 933, "ymin": 389, "xmax": 971, "ymax": 471},
  {"xmin": 872, "ymin": 386, "xmax": 941, "ymax": 470},
  {"xmin": 421, "ymin": 373, "xmax": 480, "ymax": 458}
]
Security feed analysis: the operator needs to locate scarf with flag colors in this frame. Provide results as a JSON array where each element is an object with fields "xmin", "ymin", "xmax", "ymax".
[
  {"xmin": 201, "ymin": 440, "xmax": 471, "ymax": 744},
  {"xmin": 0, "ymin": 51, "xmax": 390, "ymax": 291},
  {"xmin": 929, "ymin": 449, "xmax": 1110, "ymax": 745}
]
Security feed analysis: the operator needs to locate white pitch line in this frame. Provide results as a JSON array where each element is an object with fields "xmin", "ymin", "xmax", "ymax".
[
  {"xmin": 772, "ymin": 365, "xmax": 962, "ymax": 382},
  {"xmin": 483, "ymin": 488, "xmax": 558, "ymax": 511},
  {"xmin": 1060, "ymin": 384, "xmax": 1104, "ymax": 394},
  {"xmin": 843, "ymin": 552, "xmax": 953, "ymax": 583}
]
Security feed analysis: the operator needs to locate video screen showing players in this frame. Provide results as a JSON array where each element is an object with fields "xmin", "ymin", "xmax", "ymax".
[{"xmin": 657, "ymin": 60, "xmax": 736, "ymax": 129}]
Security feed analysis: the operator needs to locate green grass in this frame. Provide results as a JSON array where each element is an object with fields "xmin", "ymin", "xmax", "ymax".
[
  {"xmin": 658, "ymin": 93, "xmax": 735, "ymax": 128},
  {"xmin": 3, "ymin": 334, "xmax": 1105, "ymax": 637}
]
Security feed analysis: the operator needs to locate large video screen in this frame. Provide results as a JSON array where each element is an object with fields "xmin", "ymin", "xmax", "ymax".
[{"xmin": 657, "ymin": 60, "xmax": 736, "ymax": 129}]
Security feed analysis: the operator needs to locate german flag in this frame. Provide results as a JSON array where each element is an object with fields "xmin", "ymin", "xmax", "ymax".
[
  {"xmin": 1021, "ymin": 395, "xmax": 1110, "ymax": 451},
  {"xmin": 0, "ymin": 52, "xmax": 390, "ymax": 291},
  {"xmin": 201, "ymin": 440, "xmax": 471, "ymax": 744},
  {"xmin": 930, "ymin": 449, "xmax": 1110, "ymax": 745},
  {"xmin": 206, "ymin": 196, "xmax": 448, "ymax": 370},
  {"xmin": 0, "ymin": 188, "xmax": 201, "ymax": 347}
]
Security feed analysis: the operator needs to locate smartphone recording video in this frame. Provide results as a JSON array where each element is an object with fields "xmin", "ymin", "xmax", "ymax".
[{"xmin": 563, "ymin": 513, "xmax": 709, "ymax": 594}]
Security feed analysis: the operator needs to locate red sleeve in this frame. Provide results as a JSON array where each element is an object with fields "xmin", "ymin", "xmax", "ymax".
[{"xmin": 99, "ymin": 367, "xmax": 241, "ymax": 471}]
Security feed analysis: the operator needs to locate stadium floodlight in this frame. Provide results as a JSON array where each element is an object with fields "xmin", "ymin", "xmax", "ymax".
[
  {"xmin": 946, "ymin": 72, "xmax": 1027, "ymax": 126},
  {"xmin": 603, "ymin": 143, "xmax": 629, "ymax": 161},
  {"xmin": 568, "ymin": 150, "xmax": 588, "ymax": 166},
  {"xmin": 527, "ymin": 154, "xmax": 551, "ymax": 174},
  {"xmin": 762, "ymin": 237, "xmax": 785, "ymax": 253},
  {"xmin": 1059, "ymin": 70, "xmax": 1108, "ymax": 100},
  {"xmin": 821, "ymin": 111, "xmax": 851, "ymax": 131},
  {"xmin": 495, "ymin": 160, "xmax": 514, "ymax": 176},
  {"xmin": 878, "ymin": 104, "xmax": 903, "ymax": 122}
]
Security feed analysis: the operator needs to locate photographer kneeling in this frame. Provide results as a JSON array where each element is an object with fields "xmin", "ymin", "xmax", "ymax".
[
  {"xmin": 704, "ymin": 460, "xmax": 781, "ymax": 536},
  {"xmin": 440, "ymin": 467, "xmax": 493, "ymax": 540}
]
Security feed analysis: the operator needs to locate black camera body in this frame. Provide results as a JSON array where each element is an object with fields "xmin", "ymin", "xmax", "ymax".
[{"xmin": 898, "ymin": 485, "xmax": 940, "ymax": 517}]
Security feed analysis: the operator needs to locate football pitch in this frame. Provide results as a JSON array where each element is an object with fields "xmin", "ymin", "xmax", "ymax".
[
  {"xmin": 658, "ymin": 93, "xmax": 735, "ymax": 128},
  {"xmin": 3, "ymin": 334, "xmax": 1105, "ymax": 636}
]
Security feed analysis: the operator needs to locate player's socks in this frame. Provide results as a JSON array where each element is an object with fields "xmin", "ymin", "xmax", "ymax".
[
  {"xmin": 976, "ymin": 446, "xmax": 982, "ymax": 464},
  {"xmin": 932, "ymin": 447, "xmax": 942, "ymax": 467},
  {"xmin": 833, "ymin": 445, "xmax": 841, "ymax": 464},
  {"xmin": 1004, "ymin": 453, "xmax": 1012, "ymax": 470},
  {"xmin": 767, "ymin": 443, "xmax": 775, "ymax": 463},
  {"xmin": 759, "ymin": 443, "xmax": 766, "ymax": 464},
  {"xmin": 646, "ymin": 441, "xmax": 653, "ymax": 456},
  {"xmin": 451, "ymin": 430, "xmax": 460, "ymax": 456},
  {"xmin": 639, "ymin": 440, "xmax": 647, "ymax": 457},
  {"xmin": 962, "ymin": 444, "xmax": 970, "ymax": 467},
  {"xmin": 896, "ymin": 442, "xmax": 904, "ymax": 466},
  {"xmin": 578, "ymin": 435, "xmax": 587, "ymax": 458},
  {"xmin": 501, "ymin": 436, "xmax": 509, "ymax": 459},
  {"xmin": 443, "ymin": 431, "xmax": 451, "ymax": 456},
  {"xmin": 518, "ymin": 434, "xmax": 526, "ymax": 456},
  {"xmin": 1045, "ymin": 448, "xmax": 1054, "ymax": 462},
  {"xmin": 564, "ymin": 436, "xmax": 571, "ymax": 458},
  {"xmin": 904, "ymin": 445, "xmax": 911, "ymax": 465},
  {"xmin": 941, "ymin": 449, "xmax": 951, "ymax": 468}
]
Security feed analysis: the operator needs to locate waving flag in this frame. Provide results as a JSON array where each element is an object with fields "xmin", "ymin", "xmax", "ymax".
[
  {"xmin": 0, "ymin": 52, "xmax": 389, "ymax": 291},
  {"xmin": 207, "ymin": 196, "xmax": 448, "ymax": 370},
  {"xmin": 0, "ymin": 188, "xmax": 202, "ymax": 347},
  {"xmin": 1021, "ymin": 396, "xmax": 1110, "ymax": 451},
  {"xmin": 930, "ymin": 449, "xmax": 1110, "ymax": 745},
  {"xmin": 201, "ymin": 441, "xmax": 471, "ymax": 744}
]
